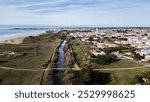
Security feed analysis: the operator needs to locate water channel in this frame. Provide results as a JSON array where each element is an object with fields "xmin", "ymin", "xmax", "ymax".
[
  {"xmin": 54, "ymin": 40, "xmax": 67, "ymax": 85},
  {"xmin": 56, "ymin": 40, "xmax": 67, "ymax": 68}
]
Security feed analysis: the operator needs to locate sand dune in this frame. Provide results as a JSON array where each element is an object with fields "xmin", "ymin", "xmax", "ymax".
[{"xmin": 0, "ymin": 37, "xmax": 24, "ymax": 45}]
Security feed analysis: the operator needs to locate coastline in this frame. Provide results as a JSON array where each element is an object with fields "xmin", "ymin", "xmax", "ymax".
[
  {"xmin": 0, "ymin": 37, "xmax": 24, "ymax": 45},
  {"xmin": 0, "ymin": 28, "xmax": 47, "ymax": 44},
  {"xmin": 0, "ymin": 32, "xmax": 46, "ymax": 45}
]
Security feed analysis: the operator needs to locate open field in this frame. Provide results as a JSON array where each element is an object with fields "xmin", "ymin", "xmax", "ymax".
[
  {"xmin": 95, "ymin": 59, "xmax": 144, "ymax": 69},
  {"xmin": 101, "ymin": 67, "xmax": 150, "ymax": 85},
  {"xmin": 0, "ymin": 33, "xmax": 61, "ymax": 85},
  {"xmin": 0, "ymin": 68, "xmax": 43, "ymax": 85}
]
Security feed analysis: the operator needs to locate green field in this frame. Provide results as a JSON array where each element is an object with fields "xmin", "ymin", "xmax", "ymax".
[
  {"xmin": 101, "ymin": 68, "xmax": 150, "ymax": 85},
  {"xmin": 0, "ymin": 33, "xmax": 61, "ymax": 85},
  {"xmin": 95, "ymin": 59, "xmax": 144, "ymax": 69},
  {"xmin": 0, "ymin": 68, "xmax": 43, "ymax": 85}
]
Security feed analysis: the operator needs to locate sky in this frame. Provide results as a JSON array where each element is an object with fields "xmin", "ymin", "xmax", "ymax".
[{"xmin": 0, "ymin": 0, "xmax": 150, "ymax": 27}]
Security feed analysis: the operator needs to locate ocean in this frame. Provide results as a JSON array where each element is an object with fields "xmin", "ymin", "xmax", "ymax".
[{"xmin": 0, "ymin": 25, "xmax": 50, "ymax": 41}]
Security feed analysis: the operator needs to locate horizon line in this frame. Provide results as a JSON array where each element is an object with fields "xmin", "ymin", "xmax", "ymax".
[{"xmin": 0, "ymin": 24, "xmax": 150, "ymax": 28}]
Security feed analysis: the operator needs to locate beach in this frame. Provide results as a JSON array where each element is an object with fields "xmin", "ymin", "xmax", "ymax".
[{"xmin": 0, "ymin": 37, "xmax": 24, "ymax": 45}]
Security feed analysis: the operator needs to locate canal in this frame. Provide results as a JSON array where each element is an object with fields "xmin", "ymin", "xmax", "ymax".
[
  {"xmin": 54, "ymin": 40, "xmax": 67, "ymax": 85},
  {"xmin": 56, "ymin": 40, "xmax": 67, "ymax": 68}
]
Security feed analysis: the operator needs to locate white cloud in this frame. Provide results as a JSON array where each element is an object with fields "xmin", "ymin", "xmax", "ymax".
[{"xmin": 0, "ymin": 0, "xmax": 150, "ymax": 26}]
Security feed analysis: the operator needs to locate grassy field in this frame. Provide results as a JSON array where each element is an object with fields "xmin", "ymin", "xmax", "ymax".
[
  {"xmin": 95, "ymin": 59, "xmax": 144, "ymax": 69},
  {"xmin": 0, "ymin": 68, "xmax": 43, "ymax": 85},
  {"xmin": 0, "ymin": 33, "xmax": 61, "ymax": 85},
  {"xmin": 101, "ymin": 68, "xmax": 150, "ymax": 85},
  {"xmin": 71, "ymin": 39, "xmax": 90, "ymax": 68}
]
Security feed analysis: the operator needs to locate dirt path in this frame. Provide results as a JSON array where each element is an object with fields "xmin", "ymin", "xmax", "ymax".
[
  {"xmin": 0, "ymin": 64, "xmax": 149, "ymax": 71},
  {"xmin": 0, "ymin": 66, "xmax": 44, "ymax": 71},
  {"xmin": 93, "ymin": 66, "xmax": 149, "ymax": 71}
]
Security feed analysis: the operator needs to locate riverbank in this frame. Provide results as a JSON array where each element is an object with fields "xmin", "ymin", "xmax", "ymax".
[{"xmin": 0, "ymin": 32, "xmax": 61, "ymax": 85}]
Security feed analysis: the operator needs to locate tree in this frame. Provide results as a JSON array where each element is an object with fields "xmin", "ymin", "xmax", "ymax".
[
  {"xmin": 93, "ymin": 54, "xmax": 117, "ymax": 65},
  {"xmin": 130, "ymin": 75, "xmax": 144, "ymax": 85},
  {"xmin": 141, "ymin": 71, "xmax": 150, "ymax": 80},
  {"xmin": 133, "ymin": 53, "xmax": 144, "ymax": 60},
  {"xmin": 89, "ymin": 36, "xmax": 94, "ymax": 41},
  {"xmin": 143, "ymin": 34, "xmax": 148, "ymax": 36},
  {"xmin": 103, "ymin": 46, "xmax": 127, "ymax": 54},
  {"xmin": 72, "ymin": 67, "xmax": 112, "ymax": 85},
  {"xmin": 72, "ymin": 68, "xmax": 92, "ymax": 85}
]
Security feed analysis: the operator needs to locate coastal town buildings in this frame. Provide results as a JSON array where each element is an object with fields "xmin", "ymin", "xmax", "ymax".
[{"xmin": 67, "ymin": 28, "xmax": 150, "ymax": 62}]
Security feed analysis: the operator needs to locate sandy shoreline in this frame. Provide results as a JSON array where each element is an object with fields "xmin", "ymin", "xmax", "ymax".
[
  {"xmin": 0, "ymin": 32, "xmax": 46, "ymax": 45},
  {"xmin": 0, "ymin": 37, "xmax": 25, "ymax": 45}
]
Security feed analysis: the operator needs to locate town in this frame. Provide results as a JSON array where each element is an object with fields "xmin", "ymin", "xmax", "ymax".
[{"xmin": 66, "ymin": 28, "xmax": 150, "ymax": 62}]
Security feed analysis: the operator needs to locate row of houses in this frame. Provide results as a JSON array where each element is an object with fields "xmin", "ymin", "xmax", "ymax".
[{"xmin": 68, "ymin": 29, "xmax": 150, "ymax": 61}]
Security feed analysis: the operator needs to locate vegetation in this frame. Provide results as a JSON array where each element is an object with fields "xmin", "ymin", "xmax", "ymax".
[
  {"xmin": 102, "ymin": 68, "xmax": 149, "ymax": 85},
  {"xmin": 70, "ymin": 40, "xmax": 90, "ymax": 67},
  {"xmin": 88, "ymin": 36, "xmax": 94, "ymax": 41},
  {"xmin": 66, "ymin": 38, "xmax": 149, "ymax": 85},
  {"xmin": 92, "ymin": 54, "xmax": 117, "ymax": 65},
  {"xmin": 141, "ymin": 71, "xmax": 150, "ymax": 80},
  {"xmin": 72, "ymin": 68, "xmax": 111, "ymax": 85},
  {"xmin": 130, "ymin": 71, "xmax": 150, "ymax": 85},
  {"xmin": 0, "ymin": 68, "xmax": 43, "ymax": 85},
  {"xmin": 0, "ymin": 33, "xmax": 61, "ymax": 85},
  {"xmin": 133, "ymin": 53, "xmax": 144, "ymax": 60},
  {"xmin": 92, "ymin": 59, "xmax": 143, "ymax": 69},
  {"xmin": 103, "ymin": 46, "xmax": 135, "ymax": 54},
  {"xmin": 130, "ymin": 75, "xmax": 144, "ymax": 85}
]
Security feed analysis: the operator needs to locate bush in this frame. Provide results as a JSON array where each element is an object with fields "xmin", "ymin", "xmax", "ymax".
[
  {"xmin": 73, "ymin": 68, "xmax": 92, "ymax": 85},
  {"xmin": 103, "ymin": 46, "xmax": 136, "ymax": 54},
  {"xmin": 89, "ymin": 36, "xmax": 94, "ymax": 41},
  {"xmin": 130, "ymin": 71, "xmax": 150, "ymax": 85},
  {"xmin": 130, "ymin": 75, "xmax": 144, "ymax": 85},
  {"xmin": 72, "ymin": 68, "xmax": 112, "ymax": 85},
  {"xmin": 93, "ymin": 54, "xmax": 117, "ymax": 65},
  {"xmin": 133, "ymin": 53, "xmax": 144, "ymax": 60},
  {"xmin": 141, "ymin": 71, "xmax": 150, "ymax": 80}
]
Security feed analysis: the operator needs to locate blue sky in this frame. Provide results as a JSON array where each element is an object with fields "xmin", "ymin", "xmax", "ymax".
[{"xmin": 0, "ymin": 0, "xmax": 150, "ymax": 26}]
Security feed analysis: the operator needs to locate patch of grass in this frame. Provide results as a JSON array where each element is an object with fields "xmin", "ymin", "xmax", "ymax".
[
  {"xmin": 0, "ymin": 68, "xmax": 43, "ymax": 85},
  {"xmin": 0, "ymin": 69, "xmax": 42, "ymax": 85},
  {"xmin": 95, "ymin": 59, "xmax": 144, "ymax": 69},
  {"xmin": 101, "ymin": 68, "xmax": 150, "ymax": 85},
  {"xmin": 71, "ymin": 40, "xmax": 90, "ymax": 67}
]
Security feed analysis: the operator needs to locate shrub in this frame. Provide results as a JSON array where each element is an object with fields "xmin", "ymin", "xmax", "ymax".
[
  {"xmin": 72, "ymin": 68, "xmax": 111, "ymax": 85},
  {"xmin": 93, "ymin": 54, "xmax": 117, "ymax": 65}
]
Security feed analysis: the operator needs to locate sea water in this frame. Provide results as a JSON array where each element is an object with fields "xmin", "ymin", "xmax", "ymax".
[{"xmin": 0, "ymin": 25, "xmax": 49, "ymax": 41}]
